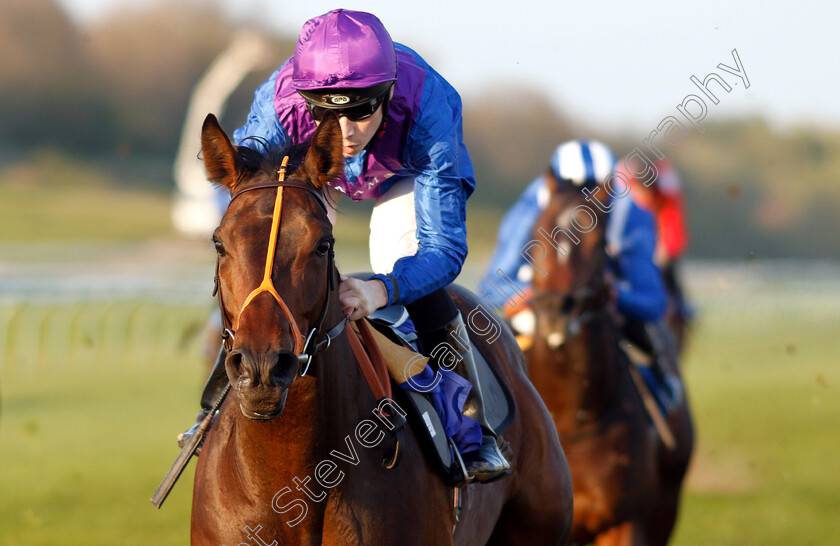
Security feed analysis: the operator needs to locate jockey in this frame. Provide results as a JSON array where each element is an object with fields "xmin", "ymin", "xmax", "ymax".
[
  {"xmin": 478, "ymin": 140, "xmax": 678, "ymax": 400},
  {"xmin": 204, "ymin": 9, "xmax": 508, "ymax": 482},
  {"xmin": 479, "ymin": 139, "xmax": 667, "ymax": 327}
]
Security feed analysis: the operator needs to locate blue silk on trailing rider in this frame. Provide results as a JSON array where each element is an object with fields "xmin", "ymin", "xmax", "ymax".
[{"xmin": 478, "ymin": 176, "xmax": 667, "ymax": 323}]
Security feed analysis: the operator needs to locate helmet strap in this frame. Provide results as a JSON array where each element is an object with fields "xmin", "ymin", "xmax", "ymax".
[{"xmin": 375, "ymin": 85, "xmax": 393, "ymax": 138}]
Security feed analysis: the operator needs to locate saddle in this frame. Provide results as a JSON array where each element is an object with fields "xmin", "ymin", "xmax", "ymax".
[
  {"xmin": 356, "ymin": 306, "xmax": 515, "ymax": 484},
  {"xmin": 620, "ymin": 322, "xmax": 683, "ymax": 409},
  {"xmin": 619, "ymin": 321, "xmax": 683, "ymax": 450}
]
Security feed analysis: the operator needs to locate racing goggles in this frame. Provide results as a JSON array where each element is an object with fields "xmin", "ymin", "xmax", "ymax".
[{"xmin": 305, "ymin": 93, "xmax": 387, "ymax": 122}]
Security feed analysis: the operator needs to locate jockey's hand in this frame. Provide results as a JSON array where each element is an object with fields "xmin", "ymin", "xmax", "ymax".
[{"xmin": 339, "ymin": 276, "xmax": 388, "ymax": 321}]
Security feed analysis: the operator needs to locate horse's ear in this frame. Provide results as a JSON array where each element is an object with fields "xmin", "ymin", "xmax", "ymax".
[
  {"xmin": 302, "ymin": 112, "xmax": 344, "ymax": 189},
  {"xmin": 201, "ymin": 113, "xmax": 242, "ymax": 193}
]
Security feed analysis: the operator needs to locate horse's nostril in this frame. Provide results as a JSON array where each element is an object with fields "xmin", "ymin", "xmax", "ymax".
[
  {"xmin": 561, "ymin": 295, "xmax": 575, "ymax": 314},
  {"xmin": 226, "ymin": 351, "xmax": 242, "ymax": 374},
  {"xmin": 271, "ymin": 351, "xmax": 300, "ymax": 388},
  {"xmin": 225, "ymin": 351, "xmax": 256, "ymax": 387},
  {"xmin": 227, "ymin": 349, "xmax": 297, "ymax": 390}
]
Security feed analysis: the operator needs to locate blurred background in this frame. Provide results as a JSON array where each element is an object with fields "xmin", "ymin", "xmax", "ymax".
[{"xmin": 0, "ymin": 0, "xmax": 837, "ymax": 544}]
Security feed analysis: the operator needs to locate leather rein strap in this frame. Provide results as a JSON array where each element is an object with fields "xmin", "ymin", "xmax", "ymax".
[
  {"xmin": 347, "ymin": 319, "xmax": 393, "ymax": 402},
  {"xmin": 348, "ymin": 318, "xmax": 403, "ymax": 469}
]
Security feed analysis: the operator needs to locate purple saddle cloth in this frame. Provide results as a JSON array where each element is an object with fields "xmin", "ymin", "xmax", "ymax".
[{"xmin": 399, "ymin": 365, "xmax": 482, "ymax": 456}]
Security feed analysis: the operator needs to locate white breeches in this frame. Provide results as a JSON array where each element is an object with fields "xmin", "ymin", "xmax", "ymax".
[{"xmin": 328, "ymin": 176, "xmax": 418, "ymax": 274}]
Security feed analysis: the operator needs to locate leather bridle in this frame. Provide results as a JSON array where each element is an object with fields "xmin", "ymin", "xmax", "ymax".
[
  {"xmin": 531, "ymin": 283, "xmax": 609, "ymax": 345},
  {"xmin": 213, "ymin": 157, "xmax": 348, "ymax": 376}
]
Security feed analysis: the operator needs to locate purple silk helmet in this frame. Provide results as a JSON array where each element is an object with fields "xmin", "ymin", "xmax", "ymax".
[{"xmin": 292, "ymin": 9, "xmax": 397, "ymax": 93}]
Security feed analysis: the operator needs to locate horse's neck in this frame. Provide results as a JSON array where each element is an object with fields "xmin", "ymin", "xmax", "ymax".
[
  {"xmin": 533, "ymin": 307, "xmax": 623, "ymax": 430},
  {"xmin": 229, "ymin": 375, "xmax": 319, "ymax": 468},
  {"xmin": 226, "ymin": 332, "xmax": 369, "ymax": 493}
]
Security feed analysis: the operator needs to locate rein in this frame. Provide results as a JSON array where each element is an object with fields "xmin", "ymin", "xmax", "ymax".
[{"xmin": 214, "ymin": 156, "xmax": 346, "ymax": 376}]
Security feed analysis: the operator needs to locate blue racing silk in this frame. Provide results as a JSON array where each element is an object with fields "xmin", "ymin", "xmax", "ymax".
[
  {"xmin": 478, "ymin": 176, "xmax": 667, "ymax": 322},
  {"xmin": 478, "ymin": 176, "xmax": 545, "ymax": 299},
  {"xmin": 232, "ymin": 43, "xmax": 475, "ymax": 307}
]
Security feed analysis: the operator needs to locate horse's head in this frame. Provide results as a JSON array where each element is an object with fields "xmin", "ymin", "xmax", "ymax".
[
  {"xmin": 530, "ymin": 172, "xmax": 610, "ymax": 347},
  {"xmin": 200, "ymin": 112, "xmax": 344, "ymax": 420}
]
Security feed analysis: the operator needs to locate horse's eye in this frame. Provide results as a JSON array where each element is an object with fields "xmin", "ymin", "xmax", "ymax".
[
  {"xmin": 315, "ymin": 238, "xmax": 332, "ymax": 257},
  {"xmin": 213, "ymin": 239, "xmax": 226, "ymax": 256}
]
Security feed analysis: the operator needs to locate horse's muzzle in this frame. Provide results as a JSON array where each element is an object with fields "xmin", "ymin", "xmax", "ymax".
[{"xmin": 226, "ymin": 349, "xmax": 299, "ymax": 420}]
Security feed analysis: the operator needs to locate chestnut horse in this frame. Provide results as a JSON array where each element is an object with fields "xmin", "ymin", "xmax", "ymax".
[
  {"xmin": 190, "ymin": 113, "xmax": 573, "ymax": 545},
  {"xmin": 524, "ymin": 179, "xmax": 694, "ymax": 545}
]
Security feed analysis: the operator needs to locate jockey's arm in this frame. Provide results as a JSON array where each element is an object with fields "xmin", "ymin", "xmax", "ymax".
[
  {"xmin": 369, "ymin": 172, "xmax": 469, "ymax": 307},
  {"xmin": 369, "ymin": 70, "xmax": 473, "ymax": 307},
  {"xmin": 614, "ymin": 205, "xmax": 668, "ymax": 322}
]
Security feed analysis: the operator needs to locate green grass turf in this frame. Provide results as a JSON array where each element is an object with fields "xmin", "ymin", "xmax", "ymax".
[
  {"xmin": 0, "ymin": 154, "xmax": 175, "ymax": 242},
  {"xmin": 669, "ymin": 304, "xmax": 840, "ymax": 545},
  {"xmin": 0, "ymin": 303, "xmax": 208, "ymax": 545},
  {"xmin": 0, "ymin": 298, "xmax": 837, "ymax": 544}
]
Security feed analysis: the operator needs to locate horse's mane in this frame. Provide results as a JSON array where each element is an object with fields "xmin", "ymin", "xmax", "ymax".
[
  {"xmin": 233, "ymin": 137, "xmax": 338, "ymax": 209},
  {"xmin": 236, "ymin": 138, "xmax": 310, "ymax": 182}
]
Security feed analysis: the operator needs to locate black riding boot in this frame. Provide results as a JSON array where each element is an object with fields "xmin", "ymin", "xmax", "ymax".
[
  {"xmin": 408, "ymin": 289, "xmax": 511, "ymax": 483},
  {"xmin": 624, "ymin": 320, "xmax": 681, "ymax": 403},
  {"xmin": 645, "ymin": 322, "xmax": 683, "ymax": 403},
  {"xmin": 178, "ymin": 346, "xmax": 228, "ymax": 451}
]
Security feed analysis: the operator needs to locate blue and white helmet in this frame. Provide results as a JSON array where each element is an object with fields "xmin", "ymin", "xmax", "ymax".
[{"xmin": 549, "ymin": 139, "xmax": 616, "ymax": 186}]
